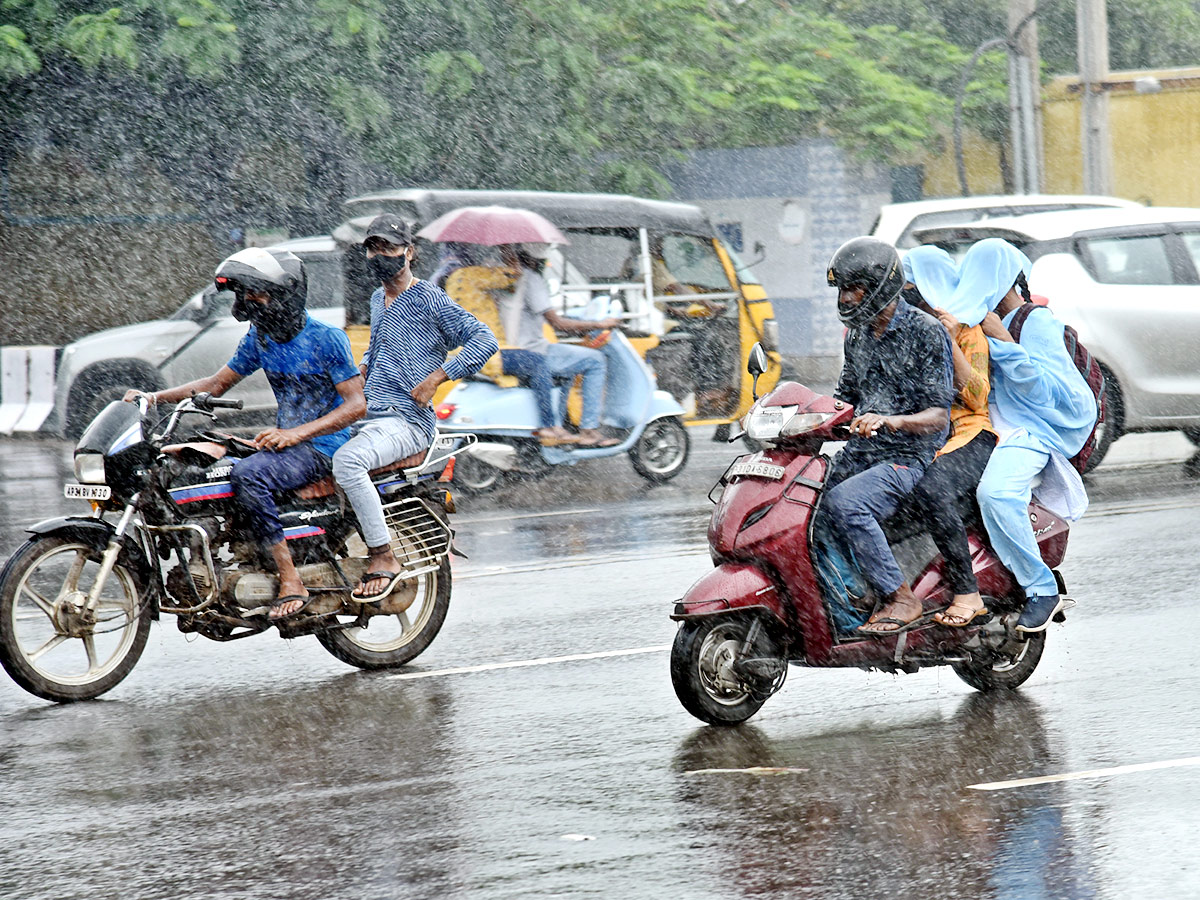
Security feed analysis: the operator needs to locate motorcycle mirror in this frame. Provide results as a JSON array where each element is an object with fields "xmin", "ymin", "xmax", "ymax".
[{"xmin": 747, "ymin": 343, "xmax": 767, "ymax": 399}]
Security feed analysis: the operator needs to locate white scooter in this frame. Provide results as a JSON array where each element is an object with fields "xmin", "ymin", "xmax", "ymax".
[{"xmin": 435, "ymin": 331, "xmax": 689, "ymax": 492}]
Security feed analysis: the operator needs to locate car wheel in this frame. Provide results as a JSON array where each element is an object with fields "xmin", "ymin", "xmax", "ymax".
[
  {"xmin": 1084, "ymin": 366, "xmax": 1123, "ymax": 474},
  {"xmin": 66, "ymin": 364, "xmax": 162, "ymax": 438}
]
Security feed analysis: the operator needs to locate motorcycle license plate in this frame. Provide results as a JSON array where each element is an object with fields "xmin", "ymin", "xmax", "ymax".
[
  {"xmin": 728, "ymin": 461, "xmax": 786, "ymax": 481},
  {"xmin": 65, "ymin": 483, "xmax": 112, "ymax": 501}
]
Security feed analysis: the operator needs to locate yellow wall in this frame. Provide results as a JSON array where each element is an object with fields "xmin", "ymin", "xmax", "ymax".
[
  {"xmin": 920, "ymin": 66, "xmax": 1200, "ymax": 207},
  {"xmin": 1043, "ymin": 67, "xmax": 1200, "ymax": 206}
]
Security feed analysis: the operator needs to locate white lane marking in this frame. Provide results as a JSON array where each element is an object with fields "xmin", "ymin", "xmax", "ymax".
[
  {"xmin": 457, "ymin": 507, "xmax": 603, "ymax": 524},
  {"xmin": 385, "ymin": 645, "xmax": 670, "ymax": 682},
  {"xmin": 685, "ymin": 767, "xmax": 809, "ymax": 776},
  {"xmin": 967, "ymin": 756, "xmax": 1200, "ymax": 791},
  {"xmin": 455, "ymin": 549, "xmax": 708, "ymax": 580}
]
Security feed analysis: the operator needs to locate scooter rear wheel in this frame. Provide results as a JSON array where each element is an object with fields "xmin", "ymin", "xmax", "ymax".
[
  {"xmin": 952, "ymin": 629, "xmax": 1046, "ymax": 692},
  {"xmin": 671, "ymin": 616, "xmax": 769, "ymax": 726}
]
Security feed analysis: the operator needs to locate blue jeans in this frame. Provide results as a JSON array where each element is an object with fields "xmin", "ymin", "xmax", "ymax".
[
  {"xmin": 500, "ymin": 349, "xmax": 555, "ymax": 429},
  {"xmin": 332, "ymin": 412, "xmax": 430, "ymax": 548},
  {"xmin": 821, "ymin": 460, "xmax": 925, "ymax": 596},
  {"xmin": 229, "ymin": 444, "xmax": 331, "ymax": 547},
  {"xmin": 546, "ymin": 343, "xmax": 606, "ymax": 429}
]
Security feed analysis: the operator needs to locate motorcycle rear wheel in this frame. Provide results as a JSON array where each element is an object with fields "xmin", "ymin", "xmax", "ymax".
[
  {"xmin": 671, "ymin": 616, "xmax": 768, "ymax": 726},
  {"xmin": 316, "ymin": 543, "xmax": 451, "ymax": 670},
  {"xmin": 0, "ymin": 536, "xmax": 150, "ymax": 702},
  {"xmin": 952, "ymin": 629, "xmax": 1046, "ymax": 692}
]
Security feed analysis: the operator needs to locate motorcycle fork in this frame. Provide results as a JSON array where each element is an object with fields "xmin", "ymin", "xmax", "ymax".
[{"xmin": 82, "ymin": 495, "xmax": 140, "ymax": 615}]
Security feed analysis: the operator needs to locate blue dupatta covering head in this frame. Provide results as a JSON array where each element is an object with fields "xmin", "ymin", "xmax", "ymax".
[
  {"xmin": 945, "ymin": 238, "xmax": 1033, "ymax": 326},
  {"xmin": 901, "ymin": 246, "xmax": 959, "ymax": 310}
]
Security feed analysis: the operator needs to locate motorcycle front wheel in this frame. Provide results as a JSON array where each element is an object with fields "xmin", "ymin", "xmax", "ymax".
[
  {"xmin": 317, "ymin": 529, "xmax": 451, "ymax": 670},
  {"xmin": 671, "ymin": 616, "xmax": 770, "ymax": 726},
  {"xmin": 0, "ymin": 535, "xmax": 151, "ymax": 702}
]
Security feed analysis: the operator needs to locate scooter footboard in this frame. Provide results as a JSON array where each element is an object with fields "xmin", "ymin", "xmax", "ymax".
[{"xmin": 671, "ymin": 562, "xmax": 787, "ymax": 623}]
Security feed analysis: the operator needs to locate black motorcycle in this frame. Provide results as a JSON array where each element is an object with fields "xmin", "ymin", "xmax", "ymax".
[{"xmin": 0, "ymin": 393, "xmax": 469, "ymax": 702}]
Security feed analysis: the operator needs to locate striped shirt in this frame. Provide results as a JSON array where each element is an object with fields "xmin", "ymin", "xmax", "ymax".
[{"xmin": 360, "ymin": 279, "xmax": 498, "ymax": 437}]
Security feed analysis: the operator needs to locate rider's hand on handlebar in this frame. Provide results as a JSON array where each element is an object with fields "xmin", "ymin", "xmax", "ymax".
[
  {"xmin": 849, "ymin": 413, "xmax": 896, "ymax": 438},
  {"xmin": 253, "ymin": 427, "xmax": 302, "ymax": 452},
  {"xmin": 123, "ymin": 389, "xmax": 156, "ymax": 405}
]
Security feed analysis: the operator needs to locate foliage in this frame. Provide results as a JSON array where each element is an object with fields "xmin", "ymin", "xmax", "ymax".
[{"xmin": 2, "ymin": 0, "xmax": 1198, "ymax": 224}]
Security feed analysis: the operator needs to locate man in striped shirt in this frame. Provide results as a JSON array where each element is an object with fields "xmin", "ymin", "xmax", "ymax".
[{"xmin": 332, "ymin": 214, "xmax": 498, "ymax": 601}]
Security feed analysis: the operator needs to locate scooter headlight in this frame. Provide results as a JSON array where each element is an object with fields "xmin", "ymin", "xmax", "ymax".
[
  {"xmin": 745, "ymin": 405, "xmax": 799, "ymax": 441},
  {"xmin": 74, "ymin": 452, "xmax": 106, "ymax": 485},
  {"xmin": 780, "ymin": 412, "xmax": 833, "ymax": 436}
]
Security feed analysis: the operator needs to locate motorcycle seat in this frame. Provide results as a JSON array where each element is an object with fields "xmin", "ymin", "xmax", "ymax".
[{"xmin": 292, "ymin": 450, "xmax": 429, "ymax": 500}]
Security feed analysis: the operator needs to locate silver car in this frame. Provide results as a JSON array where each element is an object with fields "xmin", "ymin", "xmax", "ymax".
[
  {"xmin": 49, "ymin": 236, "xmax": 345, "ymax": 436},
  {"xmin": 914, "ymin": 206, "xmax": 1200, "ymax": 468}
]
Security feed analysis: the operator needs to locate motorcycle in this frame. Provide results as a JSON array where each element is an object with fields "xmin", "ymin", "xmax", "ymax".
[
  {"xmin": 670, "ymin": 345, "xmax": 1076, "ymax": 726},
  {"xmin": 0, "ymin": 393, "xmax": 469, "ymax": 703},
  {"xmin": 434, "ymin": 330, "xmax": 690, "ymax": 491}
]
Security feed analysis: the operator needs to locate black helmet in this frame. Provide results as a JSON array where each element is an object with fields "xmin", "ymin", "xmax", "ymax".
[
  {"xmin": 215, "ymin": 248, "xmax": 308, "ymax": 344},
  {"xmin": 826, "ymin": 237, "xmax": 905, "ymax": 328}
]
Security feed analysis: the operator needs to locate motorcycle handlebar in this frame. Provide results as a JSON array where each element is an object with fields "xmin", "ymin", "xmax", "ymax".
[{"xmin": 190, "ymin": 392, "xmax": 244, "ymax": 411}]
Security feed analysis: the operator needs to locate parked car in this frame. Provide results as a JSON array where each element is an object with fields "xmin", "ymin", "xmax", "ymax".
[
  {"xmin": 48, "ymin": 235, "xmax": 345, "ymax": 437},
  {"xmin": 912, "ymin": 206, "xmax": 1200, "ymax": 468},
  {"xmin": 871, "ymin": 194, "xmax": 1142, "ymax": 249}
]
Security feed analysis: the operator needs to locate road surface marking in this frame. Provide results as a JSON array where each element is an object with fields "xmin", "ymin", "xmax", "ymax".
[
  {"xmin": 685, "ymin": 767, "xmax": 809, "ymax": 776},
  {"xmin": 967, "ymin": 756, "xmax": 1200, "ymax": 791},
  {"xmin": 456, "ymin": 549, "xmax": 708, "ymax": 580},
  {"xmin": 385, "ymin": 645, "xmax": 670, "ymax": 681}
]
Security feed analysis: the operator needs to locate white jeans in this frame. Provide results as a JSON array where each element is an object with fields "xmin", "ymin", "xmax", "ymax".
[{"xmin": 332, "ymin": 413, "xmax": 430, "ymax": 548}]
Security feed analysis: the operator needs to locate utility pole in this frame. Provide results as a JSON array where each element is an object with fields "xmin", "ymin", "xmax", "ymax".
[
  {"xmin": 1078, "ymin": 0, "xmax": 1113, "ymax": 194},
  {"xmin": 1008, "ymin": 0, "xmax": 1042, "ymax": 193}
]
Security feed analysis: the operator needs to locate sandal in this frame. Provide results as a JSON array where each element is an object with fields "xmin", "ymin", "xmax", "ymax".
[
  {"xmin": 574, "ymin": 433, "xmax": 620, "ymax": 448},
  {"xmin": 268, "ymin": 594, "xmax": 312, "ymax": 620},
  {"xmin": 933, "ymin": 600, "xmax": 990, "ymax": 627},
  {"xmin": 351, "ymin": 570, "xmax": 404, "ymax": 602}
]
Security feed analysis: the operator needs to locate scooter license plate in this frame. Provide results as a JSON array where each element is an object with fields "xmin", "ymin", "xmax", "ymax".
[
  {"xmin": 728, "ymin": 461, "xmax": 786, "ymax": 481},
  {"xmin": 64, "ymin": 483, "xmax": 112, "ymax": 501}
]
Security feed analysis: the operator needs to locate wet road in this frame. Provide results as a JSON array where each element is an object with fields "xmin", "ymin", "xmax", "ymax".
[{"xmin": 2, "ymin": 432, "xmax": 1200, "ymax": 899}]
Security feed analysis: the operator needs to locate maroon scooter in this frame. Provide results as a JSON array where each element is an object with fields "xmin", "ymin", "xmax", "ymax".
[{"xmin": 670, "ymin": 346, "xmax": 1076, "ymax": 726}]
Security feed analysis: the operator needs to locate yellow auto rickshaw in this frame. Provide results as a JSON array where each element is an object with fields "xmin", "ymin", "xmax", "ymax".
[{"xmin": 332, "ymin": 189, "xmax": 782, "ymax": 430}]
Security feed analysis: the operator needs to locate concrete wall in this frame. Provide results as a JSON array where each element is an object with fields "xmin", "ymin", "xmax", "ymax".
[{"xmin": 662, "ymin": 140, "xmax": 890, "ymax": 385}]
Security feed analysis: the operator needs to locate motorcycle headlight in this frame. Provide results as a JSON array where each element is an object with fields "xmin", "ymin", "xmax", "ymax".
[
  {"xmin": 745, "ymin": 405, "xmax": 799, "ymax": 441},
  {"xmin": 780, "ymin": 412, "xmax": 833, "ymax": 436},
  {"xmin": 74, "ymin": 452, "xmax": 106, "ymax": 485}
]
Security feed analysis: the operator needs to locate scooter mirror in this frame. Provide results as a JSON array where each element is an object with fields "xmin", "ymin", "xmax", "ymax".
[{"xmin": 747, "ymin": 343, "xmax": 768, "ymax": 399}]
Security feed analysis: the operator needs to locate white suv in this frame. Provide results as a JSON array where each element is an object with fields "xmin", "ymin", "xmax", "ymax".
[
  {"xmin": 913, "ymin": 206, "xmax": 1200, "ymax": 468},
  {"xmin": 872, "ymin": 194, "xmax": 1141, "ymax": 249},
  {"xmin": 49, "ymin": 236, "xmax": 345, "ymax": 437}
]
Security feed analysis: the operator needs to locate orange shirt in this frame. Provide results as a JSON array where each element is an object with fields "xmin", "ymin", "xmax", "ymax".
[{"xmin": 937, "ymin": 323, "xmax": 994, "ymax": 456}]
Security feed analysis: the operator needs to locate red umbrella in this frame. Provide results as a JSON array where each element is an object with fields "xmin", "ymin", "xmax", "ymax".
[{"xmin": 416, "ymin": 205, "xmax": 570, "ymax": 246}]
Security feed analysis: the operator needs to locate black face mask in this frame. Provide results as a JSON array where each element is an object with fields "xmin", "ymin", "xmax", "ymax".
[
  {"xmin": 252, "ymin": 298, "xmax": 306, "ymax": 344},
  {"xmin": 367, "ymin": 253, "xmax": 410, "ymax": 284}
]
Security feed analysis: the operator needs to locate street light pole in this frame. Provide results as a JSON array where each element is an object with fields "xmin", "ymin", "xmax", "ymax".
[
  {"xmin": 1078, "ymin": 0, "xmax": 1113, "ymax": 194},
  {"xmin": 1009, "ymin": 0, "xmax": 1042, "ymax": 194}
]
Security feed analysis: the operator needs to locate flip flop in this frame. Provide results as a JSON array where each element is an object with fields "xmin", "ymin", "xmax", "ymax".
[
  {"xmin": 856, "ymin": 616, "xmax": 920, "ymax": 636},
  {"xmin": 574, "ymin": 435, "xmax": 620, "ymax": 448},
  {"xmin": 933, "ymin": 602, "xmax": 990, "ymax": 627},
  {"xmin": 351, "ymin": 570, "xmax": 404, "ymax": 602},
  {"xmin": 268, "ymin": 594, "xmax": 313, "ymax": 620}
]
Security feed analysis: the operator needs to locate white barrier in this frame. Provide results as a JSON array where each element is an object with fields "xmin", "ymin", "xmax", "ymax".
[{"xmin": 0, "ymin": 346, "xmax": 58, "ymax": 434}]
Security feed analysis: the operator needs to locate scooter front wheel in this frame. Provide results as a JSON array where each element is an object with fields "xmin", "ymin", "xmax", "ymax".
[{"xmin": 671, "ymin": 616, "xmax": 770, "ymax": 726}]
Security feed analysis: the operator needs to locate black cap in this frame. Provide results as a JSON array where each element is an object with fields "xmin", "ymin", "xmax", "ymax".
[{"xmin": 363, "ymin": 213, "xmax": 416, "ymax": 248}]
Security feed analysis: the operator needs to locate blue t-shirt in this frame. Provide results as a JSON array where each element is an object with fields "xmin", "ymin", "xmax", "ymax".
[{"xmin": 227, "ymin": 316, "xmax": 360, "ymax": 458}]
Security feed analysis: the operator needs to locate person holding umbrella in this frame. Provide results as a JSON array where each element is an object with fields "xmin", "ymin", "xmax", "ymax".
[{"xmin": 332, "ymin": 214, "xmax": 498, "ymax": 602}]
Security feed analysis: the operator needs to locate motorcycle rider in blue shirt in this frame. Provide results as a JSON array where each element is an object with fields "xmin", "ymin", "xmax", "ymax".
[{"xmin": 126, "ymin": 247, "xmax": 365, "ymax": 620}]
